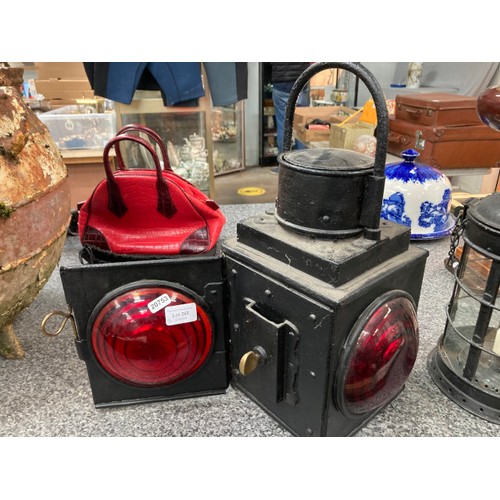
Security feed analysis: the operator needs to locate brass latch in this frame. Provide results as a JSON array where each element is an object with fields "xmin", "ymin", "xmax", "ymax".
[{"xmin": 239, "ymin": 346, "xmax": 268, "ymax": 376}]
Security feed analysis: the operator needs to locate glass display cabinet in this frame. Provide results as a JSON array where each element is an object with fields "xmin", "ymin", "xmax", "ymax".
[
  {"xmin": 211, "ymin": 102, "xmax": 245, "ymax": 176},
  {"xmin": 115, "ymin": 91, "xmax": 215, "ymax": 197}
]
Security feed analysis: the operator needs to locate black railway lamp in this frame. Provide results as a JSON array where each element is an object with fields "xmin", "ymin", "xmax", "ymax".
[
  {"xmin": 223, "ymin": 62, "xmax": 428, "ymax": 436},
  {"xmin": 52, "ymin": 255, "xmax": 229, "ymax": 407}
]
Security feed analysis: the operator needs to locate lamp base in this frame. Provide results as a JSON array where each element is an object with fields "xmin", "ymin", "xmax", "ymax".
[{"xmin": 427, "ymin": 345, "xmax": 500, "ymax": 424}]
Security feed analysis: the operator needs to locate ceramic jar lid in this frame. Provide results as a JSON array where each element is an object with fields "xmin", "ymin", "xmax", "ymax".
[{"xmin": 381, "ymin": 149, "xmax": 454, "ymax": 240}]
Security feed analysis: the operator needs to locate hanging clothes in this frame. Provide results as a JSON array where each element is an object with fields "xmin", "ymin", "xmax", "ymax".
[
  {"xmin": 203, "ymin": 62, "xmax": 248, "ymax": 106},
  {"xmin": 83, "ymin": 62, "xmax": 248, "ymax": 106},
  {"xmin": 83, "ymin": 62, "xmax": 204, "ymax": 106}
]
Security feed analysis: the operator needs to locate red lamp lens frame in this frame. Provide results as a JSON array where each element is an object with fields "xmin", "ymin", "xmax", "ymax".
[
  {"xmin": 335, "ymin": 290, "xmax": 419, "ymax": 416},
  {"xmin": 87, "ymin": 280, "xmax": 214, "ymax": 388}
]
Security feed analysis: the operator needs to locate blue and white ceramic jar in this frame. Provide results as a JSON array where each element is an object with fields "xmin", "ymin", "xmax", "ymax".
[{"xmin": 381, "ymin": 149, "xmax": 453, "ymax": 239}]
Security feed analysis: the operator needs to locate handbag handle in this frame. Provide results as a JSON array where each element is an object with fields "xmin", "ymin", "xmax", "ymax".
[
  {"xmin": 114, "ymin": 124, "xmax": 173, "ymax": 172},
  {"xmin": 103, "ymin": 134, "xmax": 177, "ymax": 218},
  {"xmin": 282, "ymin": 62, "xmax": 389, "ymax": 240}
]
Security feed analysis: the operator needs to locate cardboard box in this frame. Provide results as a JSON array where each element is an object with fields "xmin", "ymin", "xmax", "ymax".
[
  {"xmin": 35, "ymin": 62, "xmax": 88, "ymax": 80},
  {"xmin": 293, "ymin": 106, "xmax": 357, "ymax": 143},
  {"xmin": 329, "ymin": 122, "xmax": 376, "ymax": 150},
  {"xmin": 294, "ymin": 125, "xmax": 331, "ymax": 144},
  {"xmin": 34, "ymin": 79, "xmax": 94, "ymax": 100},
  {"xmin": 294, "ymin": 105, "xmax": 356, "ymax": 127}
]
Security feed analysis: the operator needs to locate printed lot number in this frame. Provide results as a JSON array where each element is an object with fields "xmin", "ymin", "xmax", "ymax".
[{"xmin": 165, "ymin": 303, "xmax": 197, "ymax": 326}]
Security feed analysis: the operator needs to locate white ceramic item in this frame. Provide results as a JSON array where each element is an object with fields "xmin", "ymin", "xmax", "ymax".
[{"xmin": 381, "ymin": 149, "xmax": 453, "ymax": 240}]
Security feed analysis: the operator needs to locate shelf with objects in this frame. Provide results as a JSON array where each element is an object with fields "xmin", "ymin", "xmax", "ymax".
[
  {"xmin": 259, "ymin": 63, "xmax": 278, "ymax": 165},
  {"xmin": 211, "ymin": 102, "xmax": 245, "ymax": 176},
  {"xmin": 114, "ymin": 90, "xmax": 215, "ymax": 197}
]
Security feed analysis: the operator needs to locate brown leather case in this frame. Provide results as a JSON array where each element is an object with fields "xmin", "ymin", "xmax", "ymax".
[
  {"xmin": 388, "ymin": 118, "xmax": 500, "ymax": 169},
  {"xmin": 395, "ymin": 92, "xmax": 483, "ymax": 127}
]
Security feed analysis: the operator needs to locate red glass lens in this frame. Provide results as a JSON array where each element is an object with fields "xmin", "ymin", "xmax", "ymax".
[
  {"xmin": 341, "ymin": 295, "xmax": 419, "ymax": 415},
  {"xmin": 91, "ymin": 286, "xmax": 213, "ymax": 387}
]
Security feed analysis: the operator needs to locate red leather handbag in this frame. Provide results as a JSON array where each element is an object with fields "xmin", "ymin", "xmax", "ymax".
[{"xmin": 78, "ymin": 130, "xmax": 225, "ymax": 262}]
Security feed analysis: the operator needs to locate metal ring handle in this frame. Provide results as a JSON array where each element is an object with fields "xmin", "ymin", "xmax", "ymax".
[
  {"xmin": 282, "ymin": 62, "xmax": 389, "ymax": 239},
  {"xmin": 282, "ymin": 62, "xmax": 388, "ymax": 177},
  {"xmin": 41, "ymin": 309, "xmax": 77, "ymax": 339}
]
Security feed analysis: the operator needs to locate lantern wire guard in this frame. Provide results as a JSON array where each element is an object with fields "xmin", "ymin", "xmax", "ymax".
[{"xmin": 428, "ymin": 193, "xmax": 500, "ymax": 423}]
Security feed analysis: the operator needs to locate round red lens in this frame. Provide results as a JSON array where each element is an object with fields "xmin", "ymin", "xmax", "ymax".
[
  {"xmin": 91, "ymin": 286, "xmax": 213, "ymax": 387},
  {"xmin": 339, "ymin": 294, "xmax": 419, "ymax": 415}
]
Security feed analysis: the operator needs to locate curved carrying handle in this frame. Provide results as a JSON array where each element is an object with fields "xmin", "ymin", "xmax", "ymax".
[
  {"xmin": 405, "ymin": 108, "xmax": 422, "ymax": 119},
  {"xmin": 282, "ymin": 62, "xmax": 389, "ymax": 240},
  {"xmin": 114, "ymin": 124, "xmax": 173, "ymax": 171},
  {"xmin": 103, "ymin": 134, "xmax": 177, "ymax": 218}
]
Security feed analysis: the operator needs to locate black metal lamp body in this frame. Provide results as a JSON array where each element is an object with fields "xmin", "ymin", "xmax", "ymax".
[
  {"xmin": 60, "ymin": 254, "xmax": 229, "ymax": 407},
  {"xmin": 223, "ymin": 214, "xmax": 427, "ymax": 437},
  {"xmin": 428, "ymin": 193, "xmax": 500, "ymax": 422},
  {"xmin": 224, "ymin": 62, "xmax": 428, "ymax": 436}
]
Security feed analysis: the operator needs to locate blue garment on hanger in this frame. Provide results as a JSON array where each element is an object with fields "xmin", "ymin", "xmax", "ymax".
[
  {"xmin": 84, "ymin": 62, "xmax": 204, "ymax": 106},
  {"xmin": 203, "ymin": 62, "xmax": 248, "ymax": 106},
  {"xmin": 83, "ymin": 62, "xmax": 247, "ymax": 106}
]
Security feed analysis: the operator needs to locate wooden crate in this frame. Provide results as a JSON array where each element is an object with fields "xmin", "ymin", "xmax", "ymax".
[{"xmin": 329, "ymin": 121, "xmax": 375, "ymax": 150}]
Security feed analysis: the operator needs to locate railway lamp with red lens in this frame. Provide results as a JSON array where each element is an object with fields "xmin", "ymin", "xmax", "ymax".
[
  {"xmin": 223, "ymin": 211, "xmax": 426, "ymax": 436},
  {"xmin": 222, "ymin": 62, "xmax": 428, "ymax": 436},
  {"xmin": 58, "ymin": 255, "xmax": 228, "ymax": 407}
]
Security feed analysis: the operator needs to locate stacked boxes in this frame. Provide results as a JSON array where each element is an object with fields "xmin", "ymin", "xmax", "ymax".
[
  {"xmin": 293, "ymin": 106, "xmax": 357, "ymax": 143},
  {"xmin": 34, "ymin": 62, "xmax": 94, "ymax": 107}
]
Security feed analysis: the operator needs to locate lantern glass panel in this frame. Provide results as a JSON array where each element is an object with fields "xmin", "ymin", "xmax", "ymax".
[
  {"xmin": 459, "ymin": 247, "xmax": 494, "ymax": 296},
  {"xmin": 441, "ymin": 244, "xmax": 500, "ymax": 385}
]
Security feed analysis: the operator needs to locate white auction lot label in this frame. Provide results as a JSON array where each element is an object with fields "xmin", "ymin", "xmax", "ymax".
[
  {"xmin": 165, "ymin": 303, "xmax": 197, "ymax": 326},
  {"xmin": 147, "ymin": 293, "xmax": 172, "ymax": 314}
]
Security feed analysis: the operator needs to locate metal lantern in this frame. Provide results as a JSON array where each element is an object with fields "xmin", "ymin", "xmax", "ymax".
[
  {"xmin": 223, "ymin": 62, "xmax": 429, "ymax": 436},
  {"xmin": 45, "ymin": 255, "xmax": 229, "ymax": 407},
  {"xmin": 428, "ymin": 193, "xmax": 500, "ymax": 422},
  {"xmin": 428, "ymin": 84, "xmax": 500, "ymax": 423}
]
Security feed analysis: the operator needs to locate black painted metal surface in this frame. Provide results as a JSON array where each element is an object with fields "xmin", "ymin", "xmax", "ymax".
[
  {"xmin": 235, "ymin": 211, "xmax": 410, "ymax": 286},
  {"xmin": 223, "ymin": 217, "xmax": 428, "ymax": 437},
  {"xmin": 276, "ymin": 62, "xmax": 389, "ymax": 241},
  {"xmin": 60, "ymin": 253, "xmax": 229, "ymax": 407}
]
